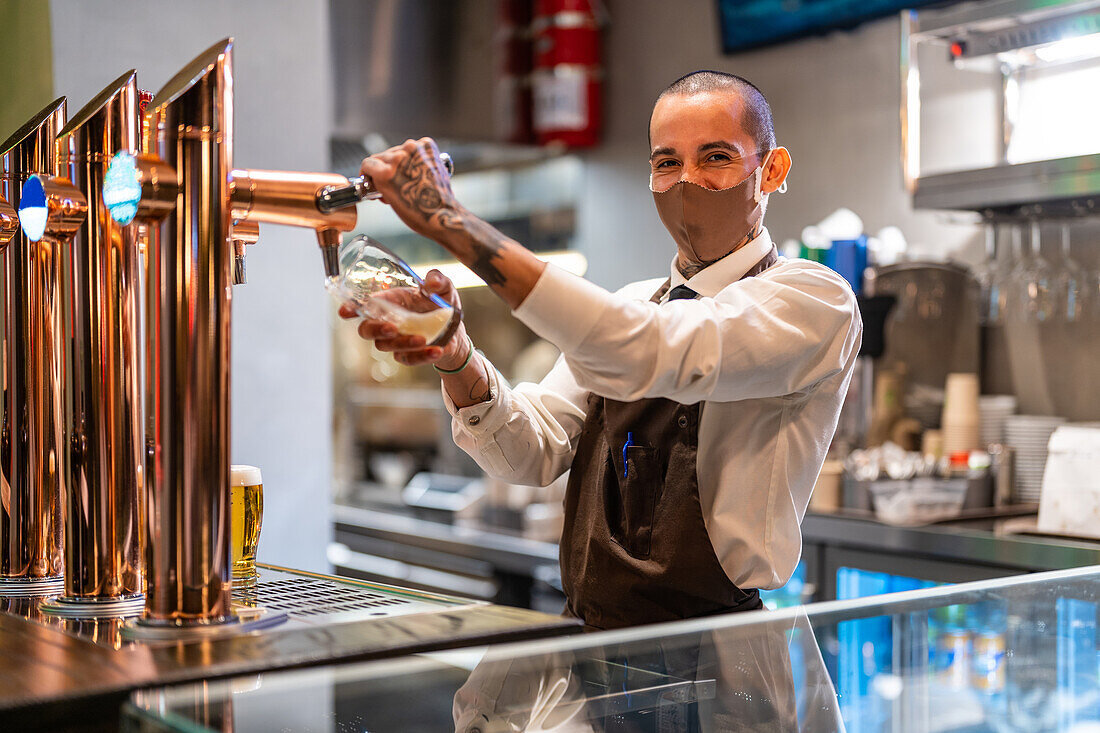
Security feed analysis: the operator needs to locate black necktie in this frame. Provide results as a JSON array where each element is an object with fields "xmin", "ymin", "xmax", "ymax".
[{"xmin": 667, "ymin": 284, "xmax": 698, "ymax": 301}]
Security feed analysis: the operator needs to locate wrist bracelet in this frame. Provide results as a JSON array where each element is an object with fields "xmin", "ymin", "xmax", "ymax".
[{"xmin": 433, "ymin": 335, "xmax": 475, "ymax": 375}]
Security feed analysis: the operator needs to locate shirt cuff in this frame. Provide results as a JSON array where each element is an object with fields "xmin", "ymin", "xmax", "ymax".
[
  {"xmin": 440, "ymin": 355, "xmax": 509, "ymax": 435},
  {"xmin": 513, "ymin": 263, "xmax": 611, "ymax": 353}
]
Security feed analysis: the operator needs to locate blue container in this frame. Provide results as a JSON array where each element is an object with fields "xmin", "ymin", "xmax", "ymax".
[{"xmin": 826, "ymin": 235, "xmax": 868, "ymax": 295}]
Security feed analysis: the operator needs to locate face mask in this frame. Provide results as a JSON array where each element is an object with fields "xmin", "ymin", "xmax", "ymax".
[{"xmin": 651, "ymin": 151, "xmax": 782, "ymax": 264}]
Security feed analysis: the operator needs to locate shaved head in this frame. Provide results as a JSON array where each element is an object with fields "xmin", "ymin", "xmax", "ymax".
[{"xmin": 656, "ymin": 70, "xmax": 775, "ymax": 153}]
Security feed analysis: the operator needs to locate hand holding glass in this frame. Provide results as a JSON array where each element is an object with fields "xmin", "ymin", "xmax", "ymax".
[{"xmin": 326, "ymin": 235, "xmax": 461, "ymax": 346}]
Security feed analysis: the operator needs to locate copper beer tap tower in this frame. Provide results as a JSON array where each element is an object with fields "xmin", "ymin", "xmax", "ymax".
[
  {"xmin": 116, "ymin": 38, "xmax": 356, "ymax": 630},
  {"xmin": 0, "ymin": 98, "xmax": 68, "ymax": 596},
  {"xmin": 0, "ymin": 37, "xmax": 382, "ymax": 631},
  {"xmin": 32, "ymin": 71, "xmax": 146, "ymax": 617}
]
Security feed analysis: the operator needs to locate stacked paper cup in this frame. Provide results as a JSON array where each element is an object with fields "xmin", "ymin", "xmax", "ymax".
[
  {"xmin": 979, "ymin": 395, "xmax": 1018, "ymax": 447},
  {"xmin": 941, "ymin": 373, "xmax": 981, "ymax": 456}
]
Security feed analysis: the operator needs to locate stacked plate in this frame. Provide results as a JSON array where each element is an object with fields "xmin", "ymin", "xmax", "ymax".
[
  {"xmin": 1005, "ymin": 415, "xmax": 1066, "ymax": 503},
  {"xmin": 979, "ymin": 395, "xmax": 1017, "ymax": 447}
]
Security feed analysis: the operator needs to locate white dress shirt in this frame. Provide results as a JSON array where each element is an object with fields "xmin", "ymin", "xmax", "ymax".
[{"xmin": 443, "ymin": 228, "xmax": 862, "ymax": 590}]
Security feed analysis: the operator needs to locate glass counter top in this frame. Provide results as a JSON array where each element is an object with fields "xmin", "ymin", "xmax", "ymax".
[{"xmin": 123, "ymin": 564, "xmax": 1100, "ymax": 732}]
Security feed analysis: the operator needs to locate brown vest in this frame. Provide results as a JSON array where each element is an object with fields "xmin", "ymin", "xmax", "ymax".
[{"xmin": 560, "ymin": 247, "xmax": 778, "ymax": 629}]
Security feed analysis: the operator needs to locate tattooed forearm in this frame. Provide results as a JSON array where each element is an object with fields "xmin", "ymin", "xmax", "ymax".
[
  {"xmin": 377, "ymin": 142, "xmax": 545, "ymax": 309},
  {"xmin": 457, "ymin": 217, "xmax": 509, "ymax": 288},
  {"xmin": 389, "ymin": 150, "xmax": 510, "ymax": 288}
]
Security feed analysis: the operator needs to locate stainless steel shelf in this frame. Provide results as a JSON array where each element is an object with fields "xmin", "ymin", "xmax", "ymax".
[{"xmin": 913, "ymin": 154, "xmax": 1100, "ymax": 212}]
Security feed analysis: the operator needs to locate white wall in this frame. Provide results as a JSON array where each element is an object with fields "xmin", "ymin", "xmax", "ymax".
[
  {"xmin": 49, "ymin": 0, "xmax": 333, "ymax": 572},
  {"xmin": 576, "ymin": 2, "xmax": 983, "ymax": 290}
]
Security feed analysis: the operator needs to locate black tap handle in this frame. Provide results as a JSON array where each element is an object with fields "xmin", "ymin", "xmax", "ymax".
[{"xmin": 316, "ymin": 152, "xmax": 454, "ymax": 214}]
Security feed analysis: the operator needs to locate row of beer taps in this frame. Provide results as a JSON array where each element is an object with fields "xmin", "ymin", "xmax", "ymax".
[{"xmin": 0, "ymin": 38, "xmax": 371, "ymax": 629}]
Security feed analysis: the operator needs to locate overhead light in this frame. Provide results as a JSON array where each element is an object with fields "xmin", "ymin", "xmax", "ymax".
[
  {"xmin": 414, "ymin": 250, "xmax": 587, "ymax": 290},
  {"xmin": 1033, "ymin": 32, "xmax": 1100, "ymax": 63}
]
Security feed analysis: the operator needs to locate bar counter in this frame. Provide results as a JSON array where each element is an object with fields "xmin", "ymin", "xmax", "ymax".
[
  {"xmin": 333, "ymin": 504, "xmax": 1100, "ymax": 606},
  {"xmin": 0, "ymin": 565, "xmax": 579, "ymax": 731}
]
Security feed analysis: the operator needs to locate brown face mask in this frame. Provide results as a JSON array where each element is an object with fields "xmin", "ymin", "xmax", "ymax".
[{"xmin": 651, "ymin": 158, "xmax": 768, "ymax": 264}]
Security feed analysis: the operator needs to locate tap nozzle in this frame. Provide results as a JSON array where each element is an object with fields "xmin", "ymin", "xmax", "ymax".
[
  {"xmin": 318, "ymin": 227, "xmax": 341, "ymax": 278},
  {"xmin": 230, "ymin": 220, "xmax": 259, "ymax": 285}
]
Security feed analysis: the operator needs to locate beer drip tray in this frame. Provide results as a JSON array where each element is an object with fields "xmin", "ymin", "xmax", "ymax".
[{"xmin": 236, "ymin": 567, "xmax": 473, "ymax": 627}]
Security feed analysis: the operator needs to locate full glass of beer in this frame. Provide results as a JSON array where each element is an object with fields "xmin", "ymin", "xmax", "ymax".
[
  {"xmin": 325, "ymin": 235, "xmax": 461, "ymax": 346},
  {"xmin": 231, "ymin": 465, "xmax": 264, "ymax": 583}
]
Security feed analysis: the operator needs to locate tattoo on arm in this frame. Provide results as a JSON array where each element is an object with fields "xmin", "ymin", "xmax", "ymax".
[
  {"xmin": 454, "ymin": 217, "xmax": 509, "ymax": 288},
  {"xmin": 467, "ymin": 376, "xmax": 492, "ymax": 404},
  {"xmin": 391, "ymin": 150, "xmax": 511, "ymax": 289},
  {"xmin": 394, "ymin": 153, "xmax": 446, "ymax": 221}
]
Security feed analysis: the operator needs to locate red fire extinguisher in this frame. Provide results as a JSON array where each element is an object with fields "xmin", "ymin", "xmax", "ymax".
[{"xmin": 531, "ymin": 0, "xmax": 602, "ymax": 148}]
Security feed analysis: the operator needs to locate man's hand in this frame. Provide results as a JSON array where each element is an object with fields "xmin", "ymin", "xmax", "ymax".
[
  {"xmin": 340, "ymin": 268, "xmax": 494, "ymax": 408},
  {"xmin": 339, "ymin": 269, "xmax": 467, "ymax": 368},
  {"xmin": 359, "ymin": 138, "xmax": 462, "ymax": 245},
  {"xmin": 359, "ymin": 138, "xmax": 547, "ymax": 309}
]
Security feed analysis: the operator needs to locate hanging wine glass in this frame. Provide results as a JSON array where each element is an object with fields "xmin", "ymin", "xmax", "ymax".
[
  {"xmin": 1054, "ymin": 222, "xmax": 1087, "ymax": 323},
  {"xmin": 983, "ymin": 221, "xmax": 1015, "ymax": 325},
  {"xmin": 972, "ymin": 219, "xmax": 995, "ymax": 324},
  {"xmin": 326, "ymin": 234, "xmax": 461, "ymax": 347},
  {"xmin": 1012, "ymin": 219, "xmax": 1056, "ymax": 323}
]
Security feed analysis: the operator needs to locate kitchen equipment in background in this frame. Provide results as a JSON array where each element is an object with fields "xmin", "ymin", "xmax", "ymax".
[
  {"xmin": 326, "ymin": 235, "xmax": 461, "ymax": 346},
  {"xmin": 402, "ymin": 472, "xmax": 485, "ymax": 525},
  {"xmin": 1037, "ymin": 425, "xmax": 1100, "ymax": 539},
  {"xmin": 903, "ymin": 1, "xmax": 1100, "ymax": 212},
  {"xmin": 979, "ymin": 395, "xmax": 1017, "ymax": 447},
  {"xmin": 1004, "ymin": 415, "xmax": 1066, "ymax": 503},
  {"xmin": 0, "ymin": 97, "xmax": 68, "ymax": 596},
  {"xmin": 872, "ymin": 262, "xmax": 980, "ymax": 407},
  {"xmin": 869, "ymin": 478, "xmax": 968, "ymax": 526},
  {"xmin": 865, "ymin": 363, "xmax": 905, "ymax": 447},
  {"xmin": 836, "ymin": 293, "xmax": 894, "ymax": 450},
  {"xmin": 941, "ymin": 373, "xmax": 981, "ymax": 455},
  {"xmin": 477, "ymin": 473, "xmax": 568, "ymax": 542}
]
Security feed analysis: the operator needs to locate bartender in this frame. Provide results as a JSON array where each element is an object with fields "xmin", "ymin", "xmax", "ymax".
[{"xmin": 344, "ymin": 70, "xmax": 862, "ymax": 630}]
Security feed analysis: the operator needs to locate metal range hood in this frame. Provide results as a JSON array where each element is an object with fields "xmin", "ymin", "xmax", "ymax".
[
  {"xmin": 331, "ymin": 0, "xmax": 486, "ymax": 142},
  {"xmin": 327, "ymin": 0, "xmax": 561, "ymax": 175},
  {"xmin": 903, "ymin": 0, "xmax": 1100, "ymax": 214}
]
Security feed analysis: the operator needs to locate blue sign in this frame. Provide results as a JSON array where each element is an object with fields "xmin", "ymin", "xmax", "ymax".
[
  {"xmin": 102, "ymin": 151, "xmax": 142, "ymax": 225},
  {"xmin": 18, "ymin": 174, "xmax": 47, "ymax": 242}
]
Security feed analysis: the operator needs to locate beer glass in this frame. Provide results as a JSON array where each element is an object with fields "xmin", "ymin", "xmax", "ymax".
[
  {"xmin": 325, "ymin": 235, "xmax": 461, "ymax": 346},
  {"xmin": 231, "ymin": 465, "xmax": 263, "ymax": 583}
]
